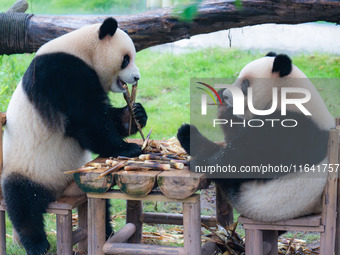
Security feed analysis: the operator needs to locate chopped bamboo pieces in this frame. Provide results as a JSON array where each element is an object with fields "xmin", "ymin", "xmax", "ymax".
[{"xmin": 66, "ymin": 137, "xmax": 190, "ymax": 179}]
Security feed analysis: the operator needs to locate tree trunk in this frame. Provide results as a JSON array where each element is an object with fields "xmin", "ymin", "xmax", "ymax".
[{"xmin": 0, "ymin": 0, "xmax": 339, "ymax": 55}]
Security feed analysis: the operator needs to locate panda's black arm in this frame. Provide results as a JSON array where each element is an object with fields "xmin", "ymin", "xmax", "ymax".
[
  {"xmin": 22, "ymin": 53, "xmax": 142, "ymax": 157},
  {"xmin": 109, "ymin": 103, "xmax": 147, "ymax": 138},
  {"xmin": 177, "ymin": 124, "xmax": 222, "ymax": 156}
]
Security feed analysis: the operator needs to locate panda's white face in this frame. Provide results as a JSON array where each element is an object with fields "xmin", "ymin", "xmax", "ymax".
[
  {"xmin": 93, "ymin": 28, "xmax": 140, "ymax": 93},
  {"xmin": 222, "ymin": 56, "xmax": 306, "ymax": 119}
]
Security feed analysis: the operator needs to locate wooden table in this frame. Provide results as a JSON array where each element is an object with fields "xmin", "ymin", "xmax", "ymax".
[{"xmin": 77, "ymin": 156, "xmax": 233, "ymax": 255}]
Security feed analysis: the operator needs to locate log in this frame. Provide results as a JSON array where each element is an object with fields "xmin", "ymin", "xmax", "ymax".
[
  {"xmin": 157, "ymin": 169, "xmax": 207, "ymax": 199},
  {"xmin": 74, "ymin": 172, "xmax": 115, "ymax": 193},
  {"xmin": 141, "ymin": 212, "xmax": 217, "ymax": 227},
  {"xmin": 100, "ymin": 243, "xmax": 184, "ymax": 255},
  {"xmin": 115, "ymin": 170, "xmax": 160, "ymax": 197},
  {"xmin": 104, "ymin": 223, "xmax": 136, "ymax": 246},
  {"xmin": 72, "ymin": 227, "xmax": 87, "ymax": 246},
  {"xmin": 1, "ymin": 0, "xmax": 340, "ymax": 55}
]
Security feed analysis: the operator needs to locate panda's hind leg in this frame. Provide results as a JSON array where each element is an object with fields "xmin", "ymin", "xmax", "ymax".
[{"xmin": 2, "ymin": 173, "xmax": 55, "ymax": 255}]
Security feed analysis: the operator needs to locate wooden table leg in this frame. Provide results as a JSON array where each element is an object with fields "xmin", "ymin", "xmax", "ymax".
[
  {"xmin": 263, "ymin": 230, "xmax": 278, "ymax": 255},
  {"xmin": 56, "ymin": 211, "xmax": 73, "ymax": 255},
  {"xmin": 77, "ymin": 201, "xmax": 88, "ymax": 252},
  {"xmin": 88, "ymin": 197, "xmax": 106, "ymax": 255},
  {"xmin": 183, "ymin": 200, "xmax": 201, "ymax": 255},
  {"xmin": 126, "ymin": 200, "xmax": 143, "ymax": 243},
  {"xmin": 215, "ymin": 184, "xmax": 233, "ymax": 227},
  {"xmin": 0, "ymin": 210, "xmax": 5, "ymax": 255},
  {"xmin": 245, "ymin": 229, "xmax": 263, "ymax": 255}
]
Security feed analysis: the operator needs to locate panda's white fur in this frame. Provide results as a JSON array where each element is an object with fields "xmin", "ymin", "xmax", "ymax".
[
  {"xmin": 2, "ymin": 18, "xmax": 147, "ymax": 255},
  {"xmin": 3, "ymin": 84, "xmax": 90, "ymax": 196},
  {"xmin": 178, "ymin": 53, "xmax": 335, "ymax": 223}
]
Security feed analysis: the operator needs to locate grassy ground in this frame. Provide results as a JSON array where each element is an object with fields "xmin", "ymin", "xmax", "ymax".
[{"xmin": 0, "ymin": 48, "xmax": 339, "ymax": 254}]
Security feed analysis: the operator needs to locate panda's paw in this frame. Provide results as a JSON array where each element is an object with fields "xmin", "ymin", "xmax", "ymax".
[
  {"xmin": 120, "ymin": 142, "xmax": 142, "ymax": 157},
  {"xmin": 177, "ymin": 124, "xmax": 196, "ymax": 154},
  {"xmin": 24, "ymin": 238, "xmax": 50, "ymax": 255},
  {"xmin": 133, "ymin": 103, "xmax": 147, "ymax": 128}
]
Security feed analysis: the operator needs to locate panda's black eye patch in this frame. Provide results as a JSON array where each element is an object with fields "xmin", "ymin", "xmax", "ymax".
[
  {"xmin": 121, "ymin": 54, "xmax": 130, "ymax": 69},
  {"xmin": 241, "ymin": 79, "xmax": 250, "ymax": 95}
]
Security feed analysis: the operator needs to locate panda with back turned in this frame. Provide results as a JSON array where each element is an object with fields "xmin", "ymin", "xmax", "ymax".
[
  {"xmin": 178, "ymin": 53, "xmax": 334, "ymax": 223},
  {"xmin": 3, "ymin": 18, "xmax": 147, "ymax": 255}
]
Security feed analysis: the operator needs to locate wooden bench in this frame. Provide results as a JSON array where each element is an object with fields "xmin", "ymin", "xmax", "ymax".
[
  {"xmin": 239, "ymin": 120, "xmax": 340, "ymax": 255},
  {"xmin": 0, "ymin": 111, "xmax": 88, "ymax": 255}
]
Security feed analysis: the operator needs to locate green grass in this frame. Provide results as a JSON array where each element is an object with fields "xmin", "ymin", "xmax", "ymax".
[{"xmin": 0, "ymin": 48, "xmax": 339, "ymax": 254}]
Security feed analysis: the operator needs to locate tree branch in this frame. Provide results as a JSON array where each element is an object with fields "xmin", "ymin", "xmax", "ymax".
[{"xmin": 0, "ymin": 0, "xmax": 339, "ymax": 55}]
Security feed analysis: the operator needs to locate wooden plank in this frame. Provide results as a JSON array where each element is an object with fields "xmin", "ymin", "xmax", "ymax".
[
  {"xmin": 238, "ymin": 215, "xmax": 322, "ymax": 227},
  {"xmin": 201, "ymin": 241, "xmax": 218, "ymax": 255},
  {"xmin": 74, "ymin": 172, "xmax": 115, "ymax": 193},
  {"xmin": 1, "ymin": 196, "xmax": 86, "ymax": 211},
  {"xmin": 0, "ymin": 211, "xmax": 5, "ymax": 255},
  {"xmin": 56, "ymin": 212, "xmax": 73, "ymax": 255},
  {"xmin": 126, "ymin": 200, "xmax": 143, "ymax": 243},
  {"xmin": 88, "ymin": 197, "xmax": 106, "ymax": 255},
  {"xmin": 104, "ymin": 223, "xmax": 136, "ymax": 246},
  {"xmin": 77, "ymin": 202, "xmax": 88, "ymax": 252},
  {"xmin": 116, "ymin": 171, "xmax": 160, "ymax": 197},
  {"xmin": 102, "ymin": 243, "xmax": 184, "ymax": 255},
  {"xmin": 320, "ymin": 129, "xmax": 339, "ymax": 255},
  {"xmin": 141, "ymin": 212, "xmax": 217, "ymax": 227},
  {"xmin": 216, "ymin": 184, "xmax": 233, "ymax": 227},
  {"xmin": 157, "ymin": 170, "xmax": 207, "ymax": 199},
  {"xmin": 245, "ymin": 229, "xmax": 263, "ymax": 255},
  {"xmin": 183, "ymin": 201, "xmax": 201, "ymax": 255},
  {"xmin": 48, "ymin": 196, "xmax": 87, "ymax": 210},
  {"xmin": 87, "ymin": 190, "xmax": 200, "ymax": 204},
  {"xmin": 243, "ymin": 223, "xmax": 324, "ymax": 232}
]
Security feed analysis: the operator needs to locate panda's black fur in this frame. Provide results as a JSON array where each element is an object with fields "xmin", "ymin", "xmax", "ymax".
[
  {"xmin": 3, "ymin": 18, "xmax": 146, "ymax": 255},
  {"xmin": 178, "ymin": 109, "xmax": 329, "ymax": 192}
]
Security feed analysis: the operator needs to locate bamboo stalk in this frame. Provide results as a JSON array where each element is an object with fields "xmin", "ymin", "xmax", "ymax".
[
  {"xmin": 64, "ymin": 167, "xmax": 96, "ymax": 174},
  {"xmin": 95, "ymin": 161, "xmax": 126, "ymax": 179},
  {"xmin": 124, "ymin": 163, "xmax": 170, "ymax": 171},
  {"xmin": 144, "ymin": 160, "xmax": 184, "ymax": 170},
  {"xmin": 129, "ymin": 82, "xmax": 138, "ymax": 135},
  {"xmin": 123, "ymin": 85, "xmax": 145, "ymax": 141},
  {"xmin": 141, "ymin": 128, "xmax": 152, "ymax": 150}
]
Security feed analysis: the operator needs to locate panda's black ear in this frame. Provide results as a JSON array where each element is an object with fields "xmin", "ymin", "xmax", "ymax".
[
  {"xmin": 272, "ymin": 54, "xmax": 292, "ymax": 77},
  {"xmin": 99, "ymin": 18, "xmax": 118, "ymax": 40},
  {"xmin": 266, "ymin": 52, "xmax": 277, "ymax": 57}
]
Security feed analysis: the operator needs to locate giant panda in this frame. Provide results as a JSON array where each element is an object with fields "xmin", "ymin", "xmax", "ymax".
[
  {"xmin": 2, "ymin": 18, "xmax": 147, "ymax": 255},
  {"xmin": 177, "ymin": 52, "xmax": 335, "ymax": 223}
]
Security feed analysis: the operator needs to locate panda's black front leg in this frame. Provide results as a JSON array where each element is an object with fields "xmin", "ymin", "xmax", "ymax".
[
  {"xmin": 177, "ymin": 124, "xmax": 221, "ymax": 157},
  {"xmin": 2, "ymin": 174, "xmax": 55, "ymax": 255}
]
